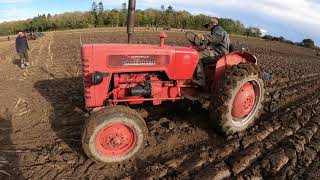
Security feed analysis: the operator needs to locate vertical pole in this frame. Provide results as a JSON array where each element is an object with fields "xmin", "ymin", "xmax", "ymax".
[{"xmin": 127, "ymin": 0, "xmax": 136, "ymax": 44}]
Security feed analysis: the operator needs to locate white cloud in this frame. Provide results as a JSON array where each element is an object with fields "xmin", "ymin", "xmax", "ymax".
[
  {"xmin": 227, "ymin": 0, "xmax": 320, "ymax": 31},
  {"xmin": 0, "ymin": 8, "xmax": 37, "ymax": 22},
  {"xmin": 0, "ymin": 0, "xmax": 35, "ymax": 22},
  {"xmin": 0, "ymin": 0, "xmax": 32, "ymax": 3},
  {"xmin": 103, "ymin": 0, "xmax": 320, "ymax": 28},
  {"xmin": 133, "ymin": 0, "xmax": 320, "ymax": 42},
  {"xmin": 260, "ymin": 29, "xmax": 268, "ymax": 36},
  {"xmin": 167, "ymin": 0, "xmax": 320, "ymax": 26}
]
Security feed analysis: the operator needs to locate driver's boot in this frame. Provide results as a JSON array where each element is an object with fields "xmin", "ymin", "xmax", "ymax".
[{"xmin": 192, "ymin": 62, "xmax": 206, "ymax": 87}]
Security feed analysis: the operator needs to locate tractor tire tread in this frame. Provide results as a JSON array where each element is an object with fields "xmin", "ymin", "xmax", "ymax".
[
  {"xmin": 209, "ymin": 62, "xmax": 265, "ymax": 135},
  {"xmin": 82, "ymin": 105, "xmax": 148, "ymax": 164}
]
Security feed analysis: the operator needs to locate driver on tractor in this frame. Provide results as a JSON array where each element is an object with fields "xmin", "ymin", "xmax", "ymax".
[{"xmin": 195, "ymin": 18, "xmax": 231, "ymax": 86}]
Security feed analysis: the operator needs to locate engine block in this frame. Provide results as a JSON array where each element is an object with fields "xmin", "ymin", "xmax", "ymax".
[{"xmin": 113, "ymin": 73, "xmax": 181, "ymax": 105}]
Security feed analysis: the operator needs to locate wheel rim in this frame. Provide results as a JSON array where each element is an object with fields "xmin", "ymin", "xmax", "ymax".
[
  {"xmin": 231, "ymin": 79, "xmax": 262, "ymax": 126},
  {"xmin": 95, "ymin": 123, "xmax": 137, "ymax": 157}
]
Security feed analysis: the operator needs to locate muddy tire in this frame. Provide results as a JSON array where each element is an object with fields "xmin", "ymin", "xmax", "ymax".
[
  {"xmin": 82, "ymin": 105, "xmax": 148, "ymax": 163},
  {"xmin": 210, "ymin": 62, "xmax": 265, "ymax": 135}
]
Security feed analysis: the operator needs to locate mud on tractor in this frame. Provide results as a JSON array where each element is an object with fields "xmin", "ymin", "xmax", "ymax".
[{"xmin": 81, "ymin": 0, "xmax": 266, "ymax": 163}]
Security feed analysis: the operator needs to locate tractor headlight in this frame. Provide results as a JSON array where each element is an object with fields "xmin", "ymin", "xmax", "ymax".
[{"xmin": 92, "ymin": 71, "xmax": 104, "ymax": 85}]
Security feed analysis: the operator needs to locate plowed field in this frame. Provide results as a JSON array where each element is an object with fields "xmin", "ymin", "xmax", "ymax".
[{"xmin": 0, "ymin": 28, "xmax": 320, "ymax": 179}]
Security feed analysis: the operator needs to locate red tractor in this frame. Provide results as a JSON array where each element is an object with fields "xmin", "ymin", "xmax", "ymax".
[{"xmin": 81, "ymin": 0, "xmax": 266, "ymax": 164}]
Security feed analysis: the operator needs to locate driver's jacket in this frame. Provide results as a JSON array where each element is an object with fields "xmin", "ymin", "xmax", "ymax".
[{"xmin": 209, "ymin": 25, "xmax": 230, "ymax": 55}]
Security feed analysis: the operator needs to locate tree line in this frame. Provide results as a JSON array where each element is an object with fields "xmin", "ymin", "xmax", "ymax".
[
  {"xmin": 0, "ymin": 1, "xmax": 316, "ymax": 49},
  {"xmin": 262, "ymin": 35, "xmax": 316, "ymax": 49},
  {"xmin": 0, "ymin": 2, "xmax": 262, "ymax": 37}
]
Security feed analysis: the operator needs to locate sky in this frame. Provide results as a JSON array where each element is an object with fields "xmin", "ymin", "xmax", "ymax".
[{"xmin": 0, "ymin": 0, "xmax": 319, "ymax": 45}]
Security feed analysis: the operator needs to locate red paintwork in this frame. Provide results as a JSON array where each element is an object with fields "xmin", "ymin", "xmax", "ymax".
[
  {"xmin": 117, "ymin": 73, "xmax": 147, "ymax": 83},
  {"xmin": 232, "ymin": 82, "xmax": 255, "ymax": 119},
  {"xmin": 160, "ymin": 32, "xmax": 167, "ymax": 47},
  {"xmin": 126, "ymin": 96, "xmax": 145, "ymax": 105},
  {"xmin": 112, "ymin": 73, "xmax": 181, "ymax": 105},
  {"xmin": 82, "ymin": 41, "xmax": 199, "ymax": 108},
  {"xmin": 207, "ymin": 51, "xmax": 257, "ymax": 92},
  {"xmin": 82, "ymin": 33, "xmax": 258, "ymax": 109},
  {"xmin": 95, "ymin": 123, "xmax": 136, "ymax": 156},
  {"xmin": 112, "ymin": 97, "xmax": 182, "ymax": 103},
  {"xmin": 214, "ymin": 51, "xmax": 257, "ymax": 85}
]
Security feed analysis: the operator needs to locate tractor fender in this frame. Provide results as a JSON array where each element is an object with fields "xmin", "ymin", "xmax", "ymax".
[{"xmin": 214, "ymin": 51, "xmax": 257, "ymax": 82}]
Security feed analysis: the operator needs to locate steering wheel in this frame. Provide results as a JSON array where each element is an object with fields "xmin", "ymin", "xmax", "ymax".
[
  {"xmin": 203, "ymin": 34, "xmax": 214, "ymax": 44},
  {"xmin": 185, "ymin": 31, "xmax": 214, "ymax": 48},
  {"xmin": 185, "ymin": 31, "xmax": 205, "ymax": 46}
]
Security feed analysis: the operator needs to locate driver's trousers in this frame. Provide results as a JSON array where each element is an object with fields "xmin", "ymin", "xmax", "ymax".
[
  {"xmin": 196, "ymin": 48, "xmax": 224, "ymax": 82},
  {"xmin": 199, "ymin": 48, "xmax": 221, "ymax": 64}
]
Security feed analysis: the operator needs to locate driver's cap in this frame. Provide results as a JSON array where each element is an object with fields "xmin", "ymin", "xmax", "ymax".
[{"xmin": 204, "ymin": 18, "xmax": 219, "ymax": 28}]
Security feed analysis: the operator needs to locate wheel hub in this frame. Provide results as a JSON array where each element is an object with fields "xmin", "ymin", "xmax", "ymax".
[
  {"xmin": 232, "ymin": 82, "xmax": 256, "ymax": 119},
  {"xmin": 96, "ymin": 123, "xmax": 136, "ymax": 157},
  {"xmin": 109, "ymin": 136, "xmax": 123, "ymax": 147}
]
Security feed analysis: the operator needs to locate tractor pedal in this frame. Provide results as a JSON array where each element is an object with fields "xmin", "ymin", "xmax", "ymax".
[
  {"xmin": 181, "ymin": 88, "xmax": 212, "ymax": 101},
  {"xmin": 191, "ymin": 79, "xmax": 206, "ymax": 87}
]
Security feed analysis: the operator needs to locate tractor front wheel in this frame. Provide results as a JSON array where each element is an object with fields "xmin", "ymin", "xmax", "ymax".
[
  {"xmin": 210, "ymin": 63, "xmax": 265, "ymax": 135},
  {"xmin": 82, "ymin": 106, "xmax": 148, "ymax": 163}
]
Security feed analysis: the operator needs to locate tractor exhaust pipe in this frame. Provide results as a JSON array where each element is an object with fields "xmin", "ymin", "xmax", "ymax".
[{"xmin": 127, "ymin": 0, "xmax": 136, "ymax": 44}]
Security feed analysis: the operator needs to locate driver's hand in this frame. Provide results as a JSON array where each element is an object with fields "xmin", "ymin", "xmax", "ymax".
[{"xmin": 197, "ymin": 34, "xmax": 205, "ymax": 40}]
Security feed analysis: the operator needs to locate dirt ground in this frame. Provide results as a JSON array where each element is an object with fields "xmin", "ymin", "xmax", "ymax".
[{"xmin": 0, "ymin": 28, "xmax": 320, "ymax": 179}]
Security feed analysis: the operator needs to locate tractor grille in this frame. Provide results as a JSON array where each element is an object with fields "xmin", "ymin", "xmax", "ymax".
[{"xmin": 82, "ymin": 58, "xmax": 92, "ymax": 101}]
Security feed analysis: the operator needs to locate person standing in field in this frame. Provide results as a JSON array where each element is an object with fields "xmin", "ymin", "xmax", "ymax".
[{"xmin": 15, "ymin": 32, "xmax": 30, "ymax": 69}]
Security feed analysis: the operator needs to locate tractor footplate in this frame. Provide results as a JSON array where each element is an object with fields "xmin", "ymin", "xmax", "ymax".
[{"xmin": 181, "ymin": 88, "xmax": 212, "ymax": 101}]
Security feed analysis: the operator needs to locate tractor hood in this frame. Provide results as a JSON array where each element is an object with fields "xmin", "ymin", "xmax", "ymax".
[{"xmin": 82, "ymin": 43, "xmax": 200, "ymax": 80}]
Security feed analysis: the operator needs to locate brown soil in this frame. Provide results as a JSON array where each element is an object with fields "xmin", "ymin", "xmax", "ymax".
[{"xmin": 0, "ymin": 28, "xmax": 320, "ymax": 179}]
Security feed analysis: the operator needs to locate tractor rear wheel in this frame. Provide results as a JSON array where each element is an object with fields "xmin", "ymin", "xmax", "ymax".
[
  {"xmin": 210, "ymin": 62, "xmax": 265, "ymax": 135},
  {"xmin": 82, "ymin": 106, "xmax": 148, "ymax": 163}
]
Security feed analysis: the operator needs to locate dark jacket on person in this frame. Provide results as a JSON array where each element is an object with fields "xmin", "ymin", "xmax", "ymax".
[
  {"xmin": 16, "ymin": 36, "xmax": 29, "ymax": 53},
  {"xmin": 209, "ymin": 25, "xmax": 230, "ymax": 55}
]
